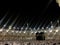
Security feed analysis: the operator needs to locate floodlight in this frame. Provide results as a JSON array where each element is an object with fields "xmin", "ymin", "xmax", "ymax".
[
  {"xmin": 23, "ymin": 31, "xmax": 26, "ymax": 33},
  {"xmin": 49, "ymin": 30, "xmax": 52, "ymax": 32},
  {"xmin": 6, "ymin": 30, "xmax": 9, "ymax": 32},
  {"xmin": 56, "ymin": 29, "xmax": 59, "ymax": 32},
  {"xmin": 0, "ymin": 29, "xmax": 3, "ymax": 32}
]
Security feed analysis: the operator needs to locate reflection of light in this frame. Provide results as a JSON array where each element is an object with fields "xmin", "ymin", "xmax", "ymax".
[{"xmin": 56, "ymin": 29, "xmax": 59, "ymax": 32}]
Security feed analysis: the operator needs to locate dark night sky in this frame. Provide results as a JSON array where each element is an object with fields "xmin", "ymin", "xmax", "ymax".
[{"xmin": 0, "ymin": 0, "xmax": 60, "ymax": 30}]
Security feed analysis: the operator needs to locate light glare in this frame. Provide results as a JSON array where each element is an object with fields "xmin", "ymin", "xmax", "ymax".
[{"xmin": 56, "ymin": 29, "xmax": 59, "ymax": 32}]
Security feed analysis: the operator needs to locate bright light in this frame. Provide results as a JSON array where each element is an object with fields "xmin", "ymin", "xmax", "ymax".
[
  {"xmin": 0, "ymin": 29, "xmax": 3, "ymax": 32},
  {"xmin": 56, "ymin": 29, "xmax": 59, "ymax": 32},
  {"xmin": 44, "ymin": 30, "xmax": 47, "ymax": 33},
  {"xmin": 6, "ymin": 30, "xmax": 9, "ymax": 32},
  {"xmin": 23, "ymin": 31, "xmax": 26, "ymax": 33},
  {"xmin": 49, "ymin": 30, "xmax": 52, "ymax": 32}
]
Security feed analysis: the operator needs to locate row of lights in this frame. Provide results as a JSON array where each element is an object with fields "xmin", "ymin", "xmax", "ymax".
[{"xmin": 0, "ymin": 29, "xmax": 59, "ymax": 34}]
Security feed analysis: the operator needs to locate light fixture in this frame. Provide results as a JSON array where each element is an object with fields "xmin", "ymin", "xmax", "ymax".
[
  {"xmin": 0, "ymin": 29, "xmax": 3, "ymax": 32},
  {"xmin": 56, "ymin": 29, "xmax": 59, "ymax": 32},
  {"xmin": 44, "ymin": 30, "xmax": 47, "ymax": 33},
  {"xmin": 6, "ymin": 30, "xmax": 9, "ymax": 32},
  {"xmin": 49, "ymin": 30, "xmax": 52, "ymax": 32},
  {"xmin": 23, "ymin": 31, "xmax": 26, "ymax": 33}
]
